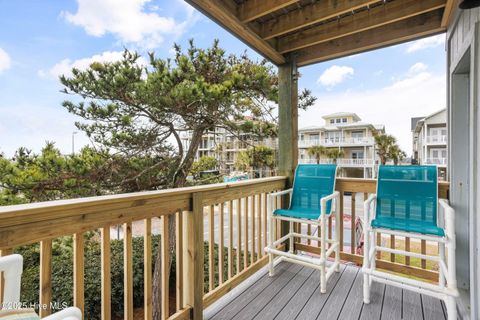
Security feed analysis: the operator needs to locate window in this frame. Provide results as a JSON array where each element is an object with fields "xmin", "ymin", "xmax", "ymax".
[
  {"xmin": 342, "ymin": 118, "xmax": 347, "ymax": 123},
  {"xmin": 336, "ymin": 118, "xmax": 341, "ymax": 123},
  {"xmin": 330, "ymin": 119, "xmax": 335, "ymax": 124},
  {"xmin": 300, "ymin": 134, "xmax": 304, "ymax": 141},
  {"xmin": 351, "ymin": 131, "xmax": 364, "ymax": 138},
  {"xmin": 352, "ymin": 151, "xmax": 364, "ymax": 159}
]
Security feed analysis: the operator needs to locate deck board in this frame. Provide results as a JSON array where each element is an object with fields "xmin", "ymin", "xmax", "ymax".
[
  {"xmin": 205, "ymin": 261, "xmax": 447, "ymax": 320},
  {"xmin": 251, "ymin": 266, "xmax": 314, "ymax": 319}
]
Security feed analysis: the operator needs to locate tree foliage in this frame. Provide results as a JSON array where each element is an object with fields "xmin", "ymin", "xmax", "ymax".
[
  {"xmin": 0, "ymin": 142, "xmax": 173, "ymax": 203},
  {"xmin": 307, "ymin": 146, "xmax": 327, "ymax": 164},
  {"xmin": 60, "ymin": 40, "xmax": 316, "ymax": 188},
  {"xmin": 235, "ymin": 145, "xmax": 275, "ymax": 173},
  {"xmin": 374, "ymin": 133, "xmax": 406, "ymax": 165}
]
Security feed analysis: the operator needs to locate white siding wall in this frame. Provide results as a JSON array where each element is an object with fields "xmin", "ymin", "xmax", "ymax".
[{"xmin": 448, "ymin": 7, "xmax": 480, "ymax": 319}]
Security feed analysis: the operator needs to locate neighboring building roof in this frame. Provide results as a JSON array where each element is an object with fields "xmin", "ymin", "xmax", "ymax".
[
  {"xmin": 322, "ymin": 112, "xmax": 361, "ymax": 121},
  {"xmin": 299, "ymin": 122, "xmax": 380, "ymax": 132},
  {"xmin": 413, "ymin": 108, "xmax": 446, "ymax": 133},
  {"xmin": 411, "ymin": 117, "xmax": 424, "ymax": 131}
]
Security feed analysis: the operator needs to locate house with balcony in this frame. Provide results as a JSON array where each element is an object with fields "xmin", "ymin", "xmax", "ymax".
[
  {"xmin": 298, "ymin": 112, "xmax": 384, "ymax": 178},
  {"xmin": 1, "ymin": 1, "xmax": 480, "ymax": 320},
  {"xmin": 412, "ymin": 109, "xmax": 448, "ymax": 180}
]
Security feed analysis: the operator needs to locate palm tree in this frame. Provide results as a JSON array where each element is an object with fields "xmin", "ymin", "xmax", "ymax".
[
  {"xmin": 307, "ymin": 146, "xmax": 326, "ymax": 164},
  {"xmin": 326, "ymin": 148, "xmax": 345, "ymax": 164},
  {"xmin": 389, "ymin": 145, "xmax": 407, "ymax": 165},
  {"xmin": 374, "ymin": 134, "xmax": 396, "ymax": 165},
  {"xmin": 374, "ymin": 133, "xmax": 406, "ymax": 165}
]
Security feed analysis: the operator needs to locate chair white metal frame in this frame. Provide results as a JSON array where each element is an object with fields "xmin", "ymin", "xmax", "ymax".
[
  {"xmin": 264, "ymin": 164, "xmax": 341, "ymax": 293},
  {"xmin": 0, "ymin": 254, "xmax": 82, "ymax": 320},
  {"xmin": 362, "ymin": 165, "xmax": 459, "ymax": 320}
]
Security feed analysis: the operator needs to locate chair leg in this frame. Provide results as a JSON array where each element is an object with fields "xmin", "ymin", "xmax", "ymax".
[
  {"xmin": 446, "ymin": 296, "xmax": 457, "ymax": 320},
  {"xmin": 320, "ymin": 214, "xmax": 327, "ymax": 293},
  {"xmin": 268, "ymin": 213, "xmax": 275, "ymax": 277},
  {"xmin": 335, "ymin": 208, "xmax": 341, "ymax": 272},
  {"xmin": 289, "ymin": 221, "xmax": 294, "ymax": 254},
  {"xmin": 363, "ymin": 227, "xmax": 370, "ymax": 304}
]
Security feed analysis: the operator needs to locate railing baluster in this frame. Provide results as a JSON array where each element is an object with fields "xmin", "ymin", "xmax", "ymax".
[
  {"xmin": 74, "ymin": 232, "xmax": 85, "ymax": 318},
  {"xmin": 307, "ymin": 224, "xmax": 312, "ymax": 245},
  {"xmin": 421, "ymin": 240, "xmax": 427, "ymax": 269},
  {"xmin": 40, "ymin": 239, "xmax": 52, "ymax": 317},
  {"xmin": 351, "ymin": 192, "xmax": 356, "ymax": 254},
  {"xmin": 219, "ymin": 203, "xmax": 225, "ymax": 285},
  {"xmin": 256, "ymin": 194, "xmax": 262, "ymax": 259},
  {"xmin": 405, "ymin": 237, "xmax": 411, "ymax": 265},
  {"xmin": 144, "ymin": 219, "xmax": 152, "ymax": 320},
  {"xmin": 209, "ymin": 205, "xmax": 215, "ymax": 291},
  {"xmin": 244, "ymin": 198, "xmax": 249, "ymax": 270},
  {"xmin": 228, "ymin": 200, "xmax": 233, "ymax": 279},
  {"xmin": 250, "ymin": 196, "xmax": 255, "ymax": 264},
  {"xmin": 101, "ymin": 227, "xmax": 111, "ymax": 320},
  {"xmin": 236, "ymin": 199, "xmax": 241, "ymax": 274},
  {"xmin": 123, "ymin": 223, "xmax": 133, "ymax": 320},
  {"xmin": 176, "ymin": 212, "xmax": 184, "ymax": 311},
  {"xmin": 390, "ymin": 235, "xmax": 395, "ymax": 262},
  {"xmin": 161, "ymin": 216, "xmax": 169, "ymax": 320}
]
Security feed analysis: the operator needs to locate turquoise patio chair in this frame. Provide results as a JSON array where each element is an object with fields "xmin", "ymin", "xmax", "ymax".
[
  {"xmin": 264, "ymin": 164, "xmax": 340, "ymax": 293},
  {"xmin": 362, "ymin": 165, "xmax": 458, "ymax": 320}
]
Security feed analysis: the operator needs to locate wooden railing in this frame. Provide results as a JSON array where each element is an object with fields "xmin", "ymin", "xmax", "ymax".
[
  {"xmin": 0, "ymin": 177, "xmax": 286, "ymax": 320},
  {"xmin": 0, "ymin": 176, "xmax": 449, "ymax": 319}
]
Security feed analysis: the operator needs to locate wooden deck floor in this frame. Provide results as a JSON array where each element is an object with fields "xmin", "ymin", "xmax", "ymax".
[{"xmin": 205, "ymin": 261, "xmax": 447, "ymax": 320}]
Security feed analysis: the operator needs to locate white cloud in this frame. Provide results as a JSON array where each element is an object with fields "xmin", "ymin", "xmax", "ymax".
[
  {"xmin": 317, "ymin": 65, "xmax": 354, "ymax": 87},
  {"xmin": 301, "ymin": 67, "xmax": 446, "ymax": 155},
  {"xmin": 406, "ymin": 35, "xmax": 445, "ymax": 53},
  {"xmin": 39, "ymin": 51, "xmax": 147, "ymax": 79},
  {"xmin": 62, "ymin": 0, "xmax": 195, "ymax": 49},
  {"xmin": 0, "ymin": 48, "xmax": 11, "ymax": 74},
  {"xmin": 408, "ymin": 62, "xmax": 428, "ymax": 74}
]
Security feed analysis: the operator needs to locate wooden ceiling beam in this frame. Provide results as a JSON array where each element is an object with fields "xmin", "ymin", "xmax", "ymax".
[
  {"xmin": 278, "ymin": 0, "xmax": 446, "ymax": 54},
  {"xmin": 185, "ymin": 0, "xmax": 286, "ymax": 65},
  {"xmin": 261, "ymin": 0, "xmax": 380, "ymax": 40},
  {"xmin": 441, "ymin": 0, "xmax": 457, "ymax": 27},
  {"xmin": 296, "ymin": 9, "xmax": 445, "ymax": 67},
  {"xmin": 239, "ymin": 0, "xmax": 300, "ymax": 23}
]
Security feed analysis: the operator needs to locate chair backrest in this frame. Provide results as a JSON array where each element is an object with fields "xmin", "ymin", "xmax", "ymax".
[
  {"xmin": 290, "ymin": 164, "xmax": 337, "ymax": 214},
  {"xmin": 0, "ymin": 254, "xmax": 23, "ymax": 308},
  {"xmin": 376, "ymin": 165, "xmax": 438, "ymax": 227}
]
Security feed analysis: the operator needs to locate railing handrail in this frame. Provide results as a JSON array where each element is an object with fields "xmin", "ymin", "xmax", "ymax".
[{"xmin": 0, "ymin": 176, "xmax": 286, "ymax": 216}]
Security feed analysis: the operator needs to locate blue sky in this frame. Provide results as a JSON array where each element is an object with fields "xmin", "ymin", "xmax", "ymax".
[{"xmin": 0, "ymin": 0, "xmax": 447, "ymax": 157}]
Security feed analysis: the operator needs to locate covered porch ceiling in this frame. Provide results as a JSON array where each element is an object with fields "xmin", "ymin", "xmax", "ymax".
[{"xmin": 185, "ymin": 0, "xmax": 456, "ymax": 67}]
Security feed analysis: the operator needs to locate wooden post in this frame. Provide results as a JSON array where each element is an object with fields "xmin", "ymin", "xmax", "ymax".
[
  {"xmin": 184, "ymin": 194, "xmax": 204, "ymax": 319},
  {"xmin": 278, "ymin": 59, "xmax": 298, "ymax": 247},
  {"xmin": 277, "ymin": 59, "xmax": 298, "ymax": 184}
]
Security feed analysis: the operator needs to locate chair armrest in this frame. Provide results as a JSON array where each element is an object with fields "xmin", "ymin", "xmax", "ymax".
[
  {"xmin": 439, "ymin": 199, "xmax": 455, "ymax": 238},
  {"xmin": 43, "ymin": 307, "xmax": 82, "ymax": 320},
  {"xmin": 320, "ymin": 191, "xmax": 340, "ymax": 216},
  {"xmin": 363, "ymin": 194, "xmax": 377, "ymax": 226},
  {"xmin": 268, "ymin": 189, "xmax": 293, "ymax": 198}
]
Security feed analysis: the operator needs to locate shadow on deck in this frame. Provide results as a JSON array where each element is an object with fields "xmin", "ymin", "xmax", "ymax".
[{"xmin": 205, "ymin": 261, "xmax": 446, "ymax": 320}]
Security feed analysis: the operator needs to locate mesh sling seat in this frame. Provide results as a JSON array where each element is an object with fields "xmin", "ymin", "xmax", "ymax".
[
  {"xmin": 265, "ymin": 164, "xmax": 340, "ymax": 293},
  {"xmin": 362, "ymin": 165, "xmax": 458, "ymax": 320}
]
